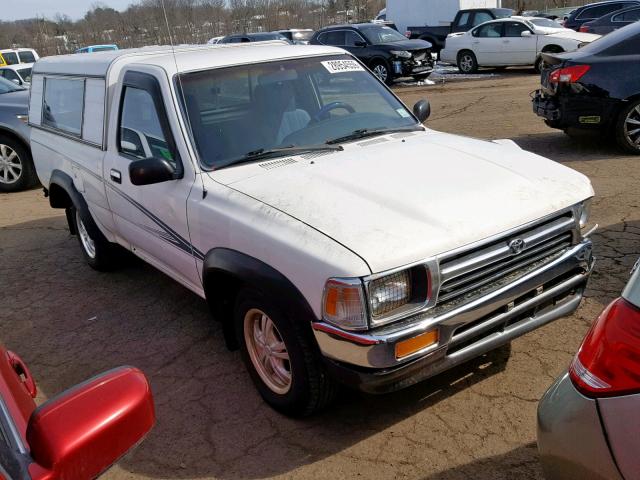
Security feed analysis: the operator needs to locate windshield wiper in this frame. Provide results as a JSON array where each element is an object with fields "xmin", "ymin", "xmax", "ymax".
[
  {"xmin": 218, "ymin": 144, "xmax": 343, "ymax": 169},
  {"xmin": 325, "ymin": 125, "xmax": 424, "ymax": 145}
]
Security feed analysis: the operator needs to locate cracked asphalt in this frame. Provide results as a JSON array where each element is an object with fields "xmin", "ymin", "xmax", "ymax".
[{"xmin": 1, "ymin": 72, "xmax": 639, "ymax": 480}]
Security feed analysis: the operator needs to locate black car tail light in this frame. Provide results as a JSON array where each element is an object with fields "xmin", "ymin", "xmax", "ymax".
[{"xmin": 549, "ymin": 65, "xmax": 591, "ymax": 84}]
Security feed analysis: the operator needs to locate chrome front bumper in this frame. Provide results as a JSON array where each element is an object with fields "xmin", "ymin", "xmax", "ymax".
[{"xmin": 313, "ymin": 240, "xmax": 594, "ymax": 393}]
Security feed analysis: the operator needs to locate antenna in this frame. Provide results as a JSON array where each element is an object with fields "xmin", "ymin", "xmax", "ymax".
[{"xmin": 159, "ymin": 0, "xmax": 208, "ymax": 198}]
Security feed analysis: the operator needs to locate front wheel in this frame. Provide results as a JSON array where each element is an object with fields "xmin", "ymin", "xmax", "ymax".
[
  {"xmin": 235, "ymin": 289, "xmax": 337, "ymax": 416},
  {"xmin": 370, "ymin": 60, "xmax": 392, "ymax": 85},
  {"xmin": 615, "ymin": 99, "xmax": 640, "ymax": 154},
  {"xmin": 457, "ymin": 51, "xmax": 478, "ymax": 74}
]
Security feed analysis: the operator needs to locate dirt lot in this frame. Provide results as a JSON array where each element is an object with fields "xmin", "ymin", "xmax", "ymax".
[{"xmin": 1, "ymin": 72, "xmax": 639, "ymax": 480}]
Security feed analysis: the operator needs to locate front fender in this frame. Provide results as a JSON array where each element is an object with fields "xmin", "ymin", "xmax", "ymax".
[{"xmin": 202, "ymin": 248, "xmax": 319, "ymax": 349}]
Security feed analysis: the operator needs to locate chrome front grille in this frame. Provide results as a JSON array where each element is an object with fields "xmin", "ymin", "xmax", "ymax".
[{"xmin": 437, "ymin": 212, "xmax": 576, "ymax": 306}]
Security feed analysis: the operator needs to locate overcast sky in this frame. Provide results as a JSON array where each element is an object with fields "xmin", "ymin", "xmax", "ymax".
[{"xmin": 6, "ymin": 0, "xmax": 134, "ymax": 21}]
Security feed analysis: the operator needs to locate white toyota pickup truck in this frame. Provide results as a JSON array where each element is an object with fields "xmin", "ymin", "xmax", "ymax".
[{"xmin": 29, "ymin": 43, "xmax": 595, "ymax": 416}]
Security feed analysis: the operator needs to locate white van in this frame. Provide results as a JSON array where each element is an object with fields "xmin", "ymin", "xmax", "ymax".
[
  {"xmin": 0, "ymin": 48, "xmax": 39, "ymax": 66},
  {"xmin": 29, "ymin": 43, "xmax": 595, "ymax": 415}
]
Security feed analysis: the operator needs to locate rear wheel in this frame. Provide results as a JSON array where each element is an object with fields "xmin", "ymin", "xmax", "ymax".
[
  {"xmin": 457, "ymin": 51, "xmax": 478, "ymax": 74},
  {"xmin": 235, "ymin": 289, "xmax": 337, "ymax": 416},
  {"xmin": 71, "ymin": 206, "xmax": 120, "ymax": 271},
  {"xmin": 534, "ymin": 57, "xmax": 544, "ymax": 73},
  {"xmin": 615, "ymin": 99, "xmax": 640, "ymax": 154},
  {"xmin": 0, "ymin": 135, "xmax": 36, "ymax": 193}
]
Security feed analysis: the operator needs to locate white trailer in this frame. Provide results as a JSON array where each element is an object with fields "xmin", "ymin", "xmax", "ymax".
[{"xmin": 386, "ymin": 0, "xmax": 500, "ymax": 34}]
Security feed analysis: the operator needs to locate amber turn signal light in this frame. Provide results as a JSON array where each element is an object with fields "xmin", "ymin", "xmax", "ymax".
[{"xmin": 395, "ymin": 330, "xmax": 438, "ymax": 359}]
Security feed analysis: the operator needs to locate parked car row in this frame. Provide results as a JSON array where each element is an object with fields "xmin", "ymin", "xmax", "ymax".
[
  {"xmin": 533, "ymin": 21, "xmax": 640, "ymax": 153},
  {"xmin": 209, "ymin": 23, "xmax": 435, "ymax": 84},
  {"xmin": 441, "ymin": 16, "xmax": 598, "ymax": 73}
]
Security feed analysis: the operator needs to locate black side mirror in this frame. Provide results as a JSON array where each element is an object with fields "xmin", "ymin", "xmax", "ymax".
[
  {"xmin": 354, "ymin": 40, "xmax": 367, "ymax": 47},
  {"xmin": 413, "ymin": 99, "xmax": 431, "ymax": 122},
  {"xmin": 129, "ymin": 157, "xmax": 175, "ymax": 186}
]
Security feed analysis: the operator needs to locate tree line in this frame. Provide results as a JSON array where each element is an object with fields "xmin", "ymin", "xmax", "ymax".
[{"xmin": 0, "ymin": 0, "xmax": 591, "ymax": 57}]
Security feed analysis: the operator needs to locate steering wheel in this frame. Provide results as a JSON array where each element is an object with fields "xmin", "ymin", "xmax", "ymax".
[{"xmin": 312, "ymin": 101, "xmax": 356, "ymax": 123}]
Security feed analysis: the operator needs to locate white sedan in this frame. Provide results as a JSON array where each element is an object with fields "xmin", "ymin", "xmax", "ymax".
[{"xmin": 441, "ymin": 17, "xmax": 600, "ymax": 73}]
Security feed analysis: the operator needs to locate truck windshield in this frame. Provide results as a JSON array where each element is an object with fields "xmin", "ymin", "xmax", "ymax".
[{"xmin": 178, "ymin": 55, "xmax": 418, "ymax": 169}]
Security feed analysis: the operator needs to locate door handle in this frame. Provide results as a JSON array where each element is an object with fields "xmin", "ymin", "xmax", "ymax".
[
  {"xmin": 110, "ymin": 169, "xmax": 122, "ymax": 184},
  {"xmin": 7, "ymin": 351, "xmax": 37, "ymax": 398},
  {"xmin": 503, "ymin": 40, "xmax": 510, "ymax": 43}
]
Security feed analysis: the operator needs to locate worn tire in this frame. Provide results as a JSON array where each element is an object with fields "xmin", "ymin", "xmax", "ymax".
[
  {"xmin": 0, "ymin": 134, "xmax": 37, "ymax": 193},
  {"xmin": 70, "ymin": 205, "xmax": 120, "ymax": 271},
  {"xmin": 370, "ymin": 60, "xmax": 393, "ymax": 85},
  {"xmin": 615, "ymin": 99, "xmax": 640, "ymax": 155},
  {"xmin": 457, "ymin": 50, "xmax": 478, "ymax": 74},
  {"xmin": 235, "ymin": 288, "xmax": 337, "ymax": 416}
]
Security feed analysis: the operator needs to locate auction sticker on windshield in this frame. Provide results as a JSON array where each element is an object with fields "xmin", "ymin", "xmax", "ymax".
[{"xmin": 322, "ymin": 59, "xmax": 365, "ymax": 73}]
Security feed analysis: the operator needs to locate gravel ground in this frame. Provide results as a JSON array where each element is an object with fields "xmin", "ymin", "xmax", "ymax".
[{"xmin": 1, "ymin": 71, "xmax": 638, "ymax": 480}]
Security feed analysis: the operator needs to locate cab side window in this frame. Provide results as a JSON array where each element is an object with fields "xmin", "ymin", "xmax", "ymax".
[
  {"xmin": 457, "ymin": 12, "xmax": 472, "ymax": 28},
  {"xmin": 119, "ymin": 86, "xmax": 175, "ymax": 165},
  {"xmin": 473, "ymin": 12, "xmax": 494, "ymax": 26}
]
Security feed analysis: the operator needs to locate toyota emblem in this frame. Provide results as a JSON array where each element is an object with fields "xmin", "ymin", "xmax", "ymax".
[{"xmin": 508, "ymin": 238, "xmax": 526, "ymax": 255}]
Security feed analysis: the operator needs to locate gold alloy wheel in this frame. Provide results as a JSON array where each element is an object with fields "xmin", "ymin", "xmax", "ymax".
[{"xmin": 243, "ymin": 308, "xmax": 292, "ymax": 395}]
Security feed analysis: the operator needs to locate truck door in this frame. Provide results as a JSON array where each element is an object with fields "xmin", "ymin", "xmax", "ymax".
[{"xmin": 103, "ymin": 67, "xmax": 202, "ymax": 292}]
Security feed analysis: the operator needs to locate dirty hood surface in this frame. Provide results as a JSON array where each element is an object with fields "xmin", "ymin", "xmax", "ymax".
[{"xmin": 213, "ymin": 131, "xmax": 593, "ymax": 273}]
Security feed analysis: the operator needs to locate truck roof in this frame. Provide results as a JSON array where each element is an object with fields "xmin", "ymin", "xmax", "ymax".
[{"xmin": 33, "ymin": 42, "xmax": 345, "ymax": 78}]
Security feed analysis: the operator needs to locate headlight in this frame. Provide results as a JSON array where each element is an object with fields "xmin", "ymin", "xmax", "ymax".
[
  {"xmin": 322, "ymin": 278, "xmax": 367, "ymax": 330},
  {"xmin": 390, "ymin": 50, "xmax": 412, "ymax": 59},
  {"xmin": 369, "ymin": 270, "xmax": 412, "ymax": 318},
  {"xmin": 367, "ymin": 265, "xmax": 432, "ymax": 327},
  {"xmin": 579, "ymin": 198, "xmax": 592, "ymax": 229}
]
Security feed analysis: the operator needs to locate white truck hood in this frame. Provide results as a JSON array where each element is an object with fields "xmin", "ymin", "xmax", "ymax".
[{"xmin": 211, "ymin": 131, "xmax": 593, "ymax": 273}]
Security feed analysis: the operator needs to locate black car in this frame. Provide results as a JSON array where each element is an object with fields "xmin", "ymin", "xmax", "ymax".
[
  {"xmin": 219, "ymin": 32, "xmax": 292, "ymax": 44},
  {"xmin": 532, "ymin": 22, "xmax": 640, "ymax": 153},
  {"xmin": 580, "ymin": 4, "xmax": 640, "ymax": 33},
  {"xmin": 564, "ymin": 0, "xmax": 640, "ymax": 30},
  {"xmin": 310, "ymin": 23, "xmax": 433, "ymax": 84}
]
